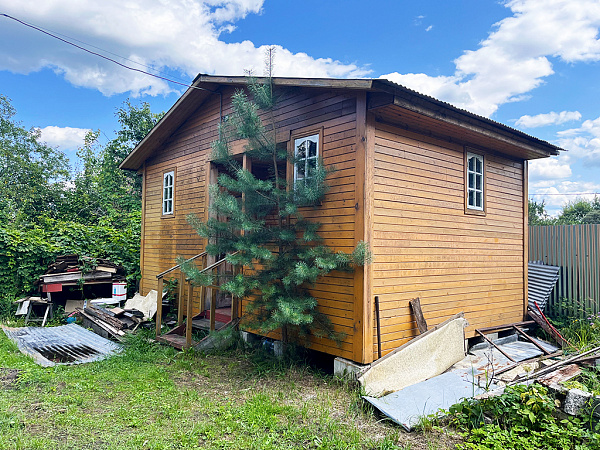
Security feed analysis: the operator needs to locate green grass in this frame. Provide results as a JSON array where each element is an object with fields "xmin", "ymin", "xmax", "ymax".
[{"xmin": 0, "ymin": 326, "xmax": 451, "ymax": 450}]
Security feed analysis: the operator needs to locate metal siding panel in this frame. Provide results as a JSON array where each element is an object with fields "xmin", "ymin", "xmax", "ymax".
[{"xmin": 529, "ymin": 224, "xmax": 600, "ymax": 318}]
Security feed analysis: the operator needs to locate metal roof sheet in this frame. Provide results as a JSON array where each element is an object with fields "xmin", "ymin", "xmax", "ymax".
[
  {"xmin": 528, "ymin": 262, "xmax": 561, "ymax": 311},
  {"xmin": 2, "ymin": 323, "xmax": 122, "ymax": 367},
  {"xmin": 120, "ymin": 74, "xmax": 562, "ymax": 170}
]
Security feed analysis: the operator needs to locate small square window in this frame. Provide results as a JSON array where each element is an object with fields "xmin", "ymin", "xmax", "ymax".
[
  {"xmin": 294, "ymin": 134, "xmax": 319, "ymax": 186},
  {"xmin": 163, "ymin": 171, "xmax": 174, "ymax": 215},
  {"xmin": 466, "ymin": 152, "xmax": 484, "ymax": 212}
]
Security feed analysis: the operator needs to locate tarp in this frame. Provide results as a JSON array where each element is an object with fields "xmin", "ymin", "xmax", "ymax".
[{"xmin": 124, "ymin": 290, "xmax": 158, "ymax": 320}]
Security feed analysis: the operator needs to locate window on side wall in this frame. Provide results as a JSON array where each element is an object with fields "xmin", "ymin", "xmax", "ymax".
[
  {"xmin": 466, "ymin": 151, "xmax": 484, "ymax": 212},
  {"xmin": 294, "ymin": 133, "xmax": 319, "ymax": 186},
  {"xmin": 162, "ymin": 170, "xmax": 174, "ymax": 215}
]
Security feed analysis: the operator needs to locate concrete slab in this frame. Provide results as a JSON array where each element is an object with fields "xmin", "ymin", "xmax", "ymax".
[
  {"xmin": 334, "ymin": 357, "xmax": 367, "ymax": 379},
  {"xmin": 364, "ymin": 372, "xmax": 485, "ymax": 431}
]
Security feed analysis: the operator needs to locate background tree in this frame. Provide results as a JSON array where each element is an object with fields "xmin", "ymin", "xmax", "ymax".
[
  {"xmin": 528, "ymin": 199, "xmax": 554, "ymax": 225},
  {"xmin": 182, "ymin": 76, "xmax": 369, "ymax": 345},
  {"xmin": 0, "ymin": 95, "xmax": 70, "ymax": 226},
  {"xmin": 556, "ymin": 198, "xmax": 600, "ymax": 225},
  {"xmin": 582, "ymin": 209, "xmax": 600, "ymax": 224},
  {"xmin": 0, "ymin": 96, "xmax": 162, "ymax": 312}
]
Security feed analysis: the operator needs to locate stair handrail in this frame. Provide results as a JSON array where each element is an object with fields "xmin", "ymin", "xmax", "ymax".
[
  {"xmin": 198, "ymin": 251, "xmax": 239, "ymax": 278},
  {"xmin": 156, "ymin": 251, "xmax": 207, "ymax": 279}
]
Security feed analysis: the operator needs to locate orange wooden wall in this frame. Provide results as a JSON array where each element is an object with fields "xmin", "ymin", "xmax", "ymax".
[
  {"xmin": 140, "ymin": 86, "xmax": 362, "ymax": 360},
  {"xmin": 370, "ymin": 121, "xmax": 525, "ymax": 360}
]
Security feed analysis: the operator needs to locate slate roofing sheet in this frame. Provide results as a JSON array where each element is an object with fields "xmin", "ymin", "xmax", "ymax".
[
  {"xmin": 528, "ymin": 262, "xmax": 561, "ymax": 311},
  {"xmin": 2, "ymin": 323, "xmax": 121, "ymax": 367}
]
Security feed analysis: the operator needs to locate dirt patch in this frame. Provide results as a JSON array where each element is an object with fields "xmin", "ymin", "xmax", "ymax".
[{"xmin": 0, "ymin": 368, "xmax": 20, "ymax": 389}]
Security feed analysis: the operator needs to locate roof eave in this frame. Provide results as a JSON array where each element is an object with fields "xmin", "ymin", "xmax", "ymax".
[{"xmin": 372, "ymin": 78, "xmax": 561, "ymax": 159}]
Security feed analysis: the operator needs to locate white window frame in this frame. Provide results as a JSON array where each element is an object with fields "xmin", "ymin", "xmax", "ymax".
[
  {"xmin": 466, "ymin": 152, "xmax": 484, "ymax": 211},
  {"xmin": 293, "ymin": 133, "xmax": 320, "ymax": 186},
  {"xmin": 162, "ymin": 170, "xmax": 174, "ymax": 215}
]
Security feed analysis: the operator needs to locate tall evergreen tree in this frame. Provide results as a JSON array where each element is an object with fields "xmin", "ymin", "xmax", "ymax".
[{"xmin": 182, "ymin": 76, "xmax": 369, "ymax": 344}]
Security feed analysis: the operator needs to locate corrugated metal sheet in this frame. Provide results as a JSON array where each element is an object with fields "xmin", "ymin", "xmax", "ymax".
[
  {"xmin": 2, "ymin": 323, "xmax": 122, "ymax": 367},
  {"xmin": 529, "ymin": 224, "xmax": 600, "ymax": 316},
  {"xmin": 528, "ymin": 262, "xmax": 561, "ymax": 311}
]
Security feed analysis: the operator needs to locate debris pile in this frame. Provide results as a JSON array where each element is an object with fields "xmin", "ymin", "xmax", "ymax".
[
  {"xmin": 78, "ymin": 305, "xmax": 145, "ymax": 341},
  {"xmin": 39, "ymin": 255, "xmax": 126, "ymax": 289},
  {"xmin": 77, "ymin": 290, "xmax": 159, "ymax": 341}
]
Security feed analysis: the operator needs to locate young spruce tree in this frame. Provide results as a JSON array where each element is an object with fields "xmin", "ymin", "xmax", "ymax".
[{"xmin": 182, "ymin": 68, "xmax": 369, "ymax": 345}]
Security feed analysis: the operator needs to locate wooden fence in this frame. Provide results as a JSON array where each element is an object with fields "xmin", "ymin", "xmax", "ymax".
[{"xmin": 529, "ymin": 224, "xmax": 600, "ymax": 317}]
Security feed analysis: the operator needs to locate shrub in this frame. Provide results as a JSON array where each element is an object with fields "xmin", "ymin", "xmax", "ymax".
[
  {"xmin": 447, "ymin": 384, "xmax": 600, "ymax": 449},
  {"xmin": 0, "ymin": 212, "xmax": 141, "ymax": 315}
]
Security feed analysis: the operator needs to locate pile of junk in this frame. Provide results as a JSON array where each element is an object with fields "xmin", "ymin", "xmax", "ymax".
[{"xmin": 3, "ymin": 255, "xmax": 161, "ymax": 367}]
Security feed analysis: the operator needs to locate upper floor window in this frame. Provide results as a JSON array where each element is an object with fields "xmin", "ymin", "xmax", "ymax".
[
  {"xmin": 466, "ymin": 152, "xmax": 484, "ymax": 211},
  {"xmin": 163, "ymin": 170, "xmax": 174, "ymax": 215},
  {"xmin": 294, "ymin": 134, "xmax": 319, "ymax": 186}
]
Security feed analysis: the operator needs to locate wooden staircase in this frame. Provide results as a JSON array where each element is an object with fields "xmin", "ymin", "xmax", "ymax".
[{"xmin": 154, "ymin": 252, "xmax": 240, "ymax": 349}]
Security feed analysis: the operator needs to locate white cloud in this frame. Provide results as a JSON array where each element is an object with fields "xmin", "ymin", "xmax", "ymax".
[
  {"xmin": 0, "ymin": 1, "xmax": 369, "ymax": 97},
  {"xmin": 515, "ymin": 111, "xmax": 582, "ymax": 128},
  {"xmin": 556, "ymin": 117, "xmax": 600, "ymax": 165},
  {"xmin": 382, "ymin": 0, "xmax": 600, "ymax": 117},
  {"xmin": 38, "ymin": 126, "xmax": 91, "ymax": 150},
  {"xmin": 529, "ymin": 157, "xmax": 572, "ymax": 181},
  {"xmin": 425, "ymin": 25, "xmax": 433, "ymax": 32},
  {"xmin": 530, "ymin": 180, "xmax": 600, "ymax": 215}
]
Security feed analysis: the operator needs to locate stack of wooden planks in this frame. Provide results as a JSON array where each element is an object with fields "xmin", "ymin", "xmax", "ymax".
[{"xmin": 78, "ymin": 305, "xmax": 146, "ymax": 341}]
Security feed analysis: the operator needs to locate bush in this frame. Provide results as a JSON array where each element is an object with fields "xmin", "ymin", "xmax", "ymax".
[
  {"xmin": 447, "ymin": 384, "xmax": 600, "ymax": 449},
  {"xmin": 0, "ymin": 212, "xmax": 141, "ymax": 312}
]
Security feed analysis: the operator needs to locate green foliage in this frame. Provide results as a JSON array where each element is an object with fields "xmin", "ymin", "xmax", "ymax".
[
  {"xmin": 583, "ymin": 209, "xmax": 600, "ymax": 224},
  {"xmin": 0, "ymin": 95, "xmax": 70, "ymax": 226},
  {"xmin": 528, "ymin": 199, "xmax": 554, "ymax": 225},
  {"xmin": 563, "ymin": 367, "xmax": 600, "ymax": 396},
  {"xmin": 0, "ymin": 214, "xmax": 141, "ymax": 318},
  {"xmin": 547, "ymin": 298, "xmax": 600, "ymax": 351},
  {"xmin": 0, "ymin": 96, "xmax": 158, "ymax": 311},
  {"xmin": 529, "ymin": 197, "xmax": 600, "ymax": 226},
  {"xmin": 448, "ymin": 384, "xmax": 600, "ymax": 449},
  {"xmin": 183, "ymin": 74, "xmax": 370, "ymax": 345},
  {"xmin": 556, "ymin": 197, "xmax": 600, "ymax": 225}
]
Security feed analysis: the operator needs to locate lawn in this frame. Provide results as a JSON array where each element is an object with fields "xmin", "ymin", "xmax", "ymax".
[{"xmin": 0, "ymin": 326, "xmax": 458, "ymax": 450}]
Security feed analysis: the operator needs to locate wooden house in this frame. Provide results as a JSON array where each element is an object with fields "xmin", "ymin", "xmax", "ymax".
[{"xmin": 120, "ymin": 75, "xmax": 561, "ymax": 364}]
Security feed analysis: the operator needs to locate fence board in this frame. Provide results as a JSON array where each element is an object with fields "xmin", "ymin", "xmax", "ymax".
[{"xmin": 529, "ymin": 225, "xmax": 600, "ymax": 316}]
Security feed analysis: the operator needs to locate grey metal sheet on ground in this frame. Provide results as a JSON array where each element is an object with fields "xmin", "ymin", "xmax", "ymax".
[
  {"xmin": 2, "ymin": 323, "xmax": 121, "ymax": 367},
  {"xmin": 364, "ymin": 372, "xmax": 485, "ymax": 431},
  {"xmin": 364, "ymin": 337, "xmax": 558, "ymax": 431},
  {"xmin": 528, "ymin": 262, "xmax": 561, "ymax": 311}
]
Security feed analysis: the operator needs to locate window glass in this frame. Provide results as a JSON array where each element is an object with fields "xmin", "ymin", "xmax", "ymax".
[
  {"xmin": 163, "ymin": 171, "xmax": 174, "ymax": 215},
  {"xmin": 294, "ymin": 134, "xmax": 319, "ymax": 186},
  {"xmin": 466, "ymin": 153, "xmax": 484, "ymax": 211}
]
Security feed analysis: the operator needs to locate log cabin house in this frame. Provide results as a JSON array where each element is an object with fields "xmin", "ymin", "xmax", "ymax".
[{"xmin": 119, "ymin": 75, "xmax": 562, "ymax": 364}]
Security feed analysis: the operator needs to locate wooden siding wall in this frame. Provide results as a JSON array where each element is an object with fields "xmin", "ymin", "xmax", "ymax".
[
  {"xmin": 141, "ymin": 86, "xmax": 360, "ymax": 360},
  {"xmin": 371, "ymin": 121, "xmax": 525, "ymax": 359}
]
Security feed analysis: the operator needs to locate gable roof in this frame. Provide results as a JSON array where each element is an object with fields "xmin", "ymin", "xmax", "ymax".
[{"xmin": 120, "ymin": 75, "xmax": 562, "ymax": 171}]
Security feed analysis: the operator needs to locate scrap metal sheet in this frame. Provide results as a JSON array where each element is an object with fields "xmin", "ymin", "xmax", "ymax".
[
  {"xmin": 364, "ymin": 372, "xmax": 486, "ymax": 430},
  {"xmin": 528, "ymin": 262, "xmax": 561, "ymax": 311},
  {"xmin": 364, "ymin": 337, "xmax": 558, "ymax": 430},
  {"xmin": 2, "ymin": 323, "xmax": 121, "ymax": 367}
]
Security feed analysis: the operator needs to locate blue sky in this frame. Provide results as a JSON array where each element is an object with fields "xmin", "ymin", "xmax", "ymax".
[{"xmin": 1, "ymin": 0, "xmax": 599, "ymax": 214}]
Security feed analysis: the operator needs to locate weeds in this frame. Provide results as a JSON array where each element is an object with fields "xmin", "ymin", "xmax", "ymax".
[{"xmin": 445, "ymin": 384, "xmax": 600, "ymax": 449}]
